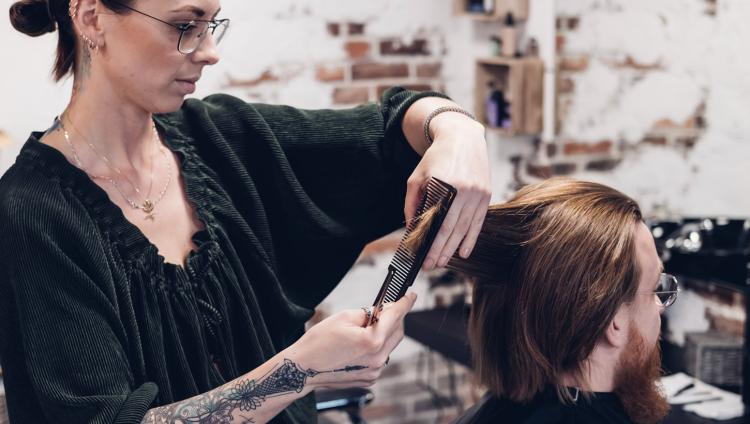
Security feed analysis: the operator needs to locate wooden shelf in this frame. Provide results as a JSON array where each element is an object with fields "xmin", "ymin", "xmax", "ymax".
[
  {"xmin": 475, "ymin": 57, "xmax": 543, "ymax": 136},
  {"xmin": 454, "ymin": 0, "xmax": 529, "ymax": 21}
]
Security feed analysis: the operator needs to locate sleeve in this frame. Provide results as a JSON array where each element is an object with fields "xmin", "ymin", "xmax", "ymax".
[
  {"xmin": 179, "ymin": 87, "xmax": 450, "ymax": 307},
  {"xmin": 0, "ymin": 183, "xmax": 158, "ymax": 424}
]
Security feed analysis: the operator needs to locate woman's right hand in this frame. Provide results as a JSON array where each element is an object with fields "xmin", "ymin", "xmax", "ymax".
[{"xmin": 282, "ymin": 292, "xmax": 418, "ymax": 391}]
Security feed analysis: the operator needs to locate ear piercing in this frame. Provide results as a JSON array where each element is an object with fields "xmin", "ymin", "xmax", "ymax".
[
  {"xmin": 80, "ymin": 33, "xmax": 99, "ymax": 52},
  {"xmin": 68, "ymin": 0, "xmax": 78, "ymax": 18},
  {"xmin": 69, "ymin": 0, "xmax": 100, "ymax": 53}
]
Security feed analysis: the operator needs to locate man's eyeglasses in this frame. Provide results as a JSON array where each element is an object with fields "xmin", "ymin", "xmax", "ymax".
[
  {"xmin": 640, "ymin": 273, "xmax": 680, "ymax": 308},
  {"xmin": 110, "ymin": 1, "xmax": 229, "ymax": 54}
]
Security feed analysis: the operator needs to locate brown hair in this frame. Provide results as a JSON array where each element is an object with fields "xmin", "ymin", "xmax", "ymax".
[
  {"xmin": 407, "ymin": 177, "xmax": 643, "ymax": 402},
  {"xmin": 9, "ymin": 0, "xmax": 134, "ymax": 81}
]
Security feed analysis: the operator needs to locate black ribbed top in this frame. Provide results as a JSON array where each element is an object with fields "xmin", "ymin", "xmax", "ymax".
[{"xmin": 0, "ymin": 88, "xmax": 445, "ymax": 423}]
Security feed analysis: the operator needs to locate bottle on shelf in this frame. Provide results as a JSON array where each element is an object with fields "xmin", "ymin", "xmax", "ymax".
[
  {"xmin": 467, "ymin": 0, "xmax": 485, "ymax": 13},
  {"xmin": 489, "ymin": 35, "xmax": 502, "ymax": 56},
  {"xmin": 483, "ymin": 0, "xmax": 495, "ymax": 14},
  {"xmin": 500, "ymin": 13, "xmax": 517, "ymax": 57},
  {"xmin": 485, "ymin": 81, "xmax": 511, "ymax": 129}
]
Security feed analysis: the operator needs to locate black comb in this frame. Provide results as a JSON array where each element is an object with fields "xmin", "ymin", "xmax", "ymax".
[{"xmin": 365, "ymin": 177, "xmax": 457, "ymax": 326}]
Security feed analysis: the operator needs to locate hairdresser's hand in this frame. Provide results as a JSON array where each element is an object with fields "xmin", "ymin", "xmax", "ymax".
[
  {"xmin": 282, "ymin": 292, "xmax": 417, "ymax": 391},
  {"xmin": 406, "ymin": 112, "xmax": 491, "ymax": 270}
]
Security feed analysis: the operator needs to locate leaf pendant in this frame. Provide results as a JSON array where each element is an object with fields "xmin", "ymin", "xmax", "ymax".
[{"xmin": 142, "ymin": 199, "xmax": 155, "ymax": 221}]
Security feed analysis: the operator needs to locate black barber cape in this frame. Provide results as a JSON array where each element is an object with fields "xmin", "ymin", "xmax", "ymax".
[{"xmin": 455, "ymin": 388, "xmax": 632, "ymax": 424}]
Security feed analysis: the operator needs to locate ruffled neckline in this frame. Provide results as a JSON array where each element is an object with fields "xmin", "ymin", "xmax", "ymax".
[{"xmin": 16, "ymin": 114, "xmax": 216, "ymax": 274}]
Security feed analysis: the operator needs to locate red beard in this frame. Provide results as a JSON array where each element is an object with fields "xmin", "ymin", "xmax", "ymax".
[{"xmin": 613, "ymin": 326, "xmax": 670, "ymax": 424}]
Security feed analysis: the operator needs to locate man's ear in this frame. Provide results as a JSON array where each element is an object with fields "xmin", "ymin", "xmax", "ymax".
[{"xmin": 603, "ymin": 305, "xmax": 630, "ymax": 349}]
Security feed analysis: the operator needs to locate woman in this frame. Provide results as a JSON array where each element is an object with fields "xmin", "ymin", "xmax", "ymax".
[{"xmin": 1, "ymin": 0, "xmax": 491, "ymax": 423}]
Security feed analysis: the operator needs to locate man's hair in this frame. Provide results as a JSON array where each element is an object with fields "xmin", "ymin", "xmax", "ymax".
[{"xmin": 407, "ymin": 177, "xmax": 644, "ymax": 402}]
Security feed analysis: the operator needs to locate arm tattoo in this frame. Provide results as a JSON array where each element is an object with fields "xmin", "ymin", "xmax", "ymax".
[{"xmin": 143, "ymin": 359, "xmax": 367, "ymax": 423}]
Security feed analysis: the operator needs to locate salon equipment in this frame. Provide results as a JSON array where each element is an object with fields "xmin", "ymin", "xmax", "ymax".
[
  {"xmin": 366, "ymin": 177, "xmax": 457, "ymax": 326},
  {"xmin": 316, "ymin": 388, "xmax": 374, "ymax": 424},
  {"xmin": 649, "ymin": 217, "xmax": 750, "ymax": 406},
  {"xmin": 685, "ymin": 331, "xmax": 743, "ymax": 387}
]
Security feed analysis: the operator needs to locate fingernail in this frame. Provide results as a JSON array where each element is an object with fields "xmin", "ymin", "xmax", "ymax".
[
  {"xmin": 461, "ymin": 248, "xmax": 470, "ymax": 258},
  {"xmin": 424, "ymin": 258, "xmax": 434, "ymax": 270},
  {"xmin": 438, "ymin": 256, "xmax": 448, "ymax": 267}
]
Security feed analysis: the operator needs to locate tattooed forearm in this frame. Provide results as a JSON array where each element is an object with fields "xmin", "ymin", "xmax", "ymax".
[{"xmin": 143, "ymin": 359, "xmax": 367, "ymax": 424}]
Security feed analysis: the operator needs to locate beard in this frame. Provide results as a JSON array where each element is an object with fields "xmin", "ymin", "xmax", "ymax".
[{"xmin": 613, "ymin": 326, "xmax": 670, "ymax": 424}]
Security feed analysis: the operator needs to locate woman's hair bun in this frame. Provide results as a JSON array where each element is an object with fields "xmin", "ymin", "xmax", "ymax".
[{"xmin": 9, "ymin": 0, "xmax": 57, "ymax": 37}]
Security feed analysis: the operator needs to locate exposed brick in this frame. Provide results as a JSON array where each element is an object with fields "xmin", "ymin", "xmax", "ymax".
[
  {"xmin": 558, "ymin": 77, "xmax": 574, "ymax": 94},
  {"xmin": 382, "ymin": 381, "xmax": 424, "ymax": 397},
  {"xmin": 563, "ymin": 140, "xmax": 612, "ymax": 156},
  {"xmin": 586, "ymin": 159, "xmax": 622, "ymax": 171},
  {"xmin": 551, "ymin": 162, "xmax": 577, "ymax": 175},
  {"xmin": 358, "ymin": 232, "xmax": 402, "ymax": 262},
  {"xmin": 348, "ymin": 22, "xmax": 365, "ymax": 35},
  {"xmin": 559, "ymin": 56, "xmax": 589, "ymax": 72},
  {"xmin": 352, "ymin": 62, "xmax": 409, "ymax": 80},
  {"xmin": 556, "ymin": 34, "xmax": 566, "ymax": 53},
  {"xmin": 326, "ymin": 22, "xmax": 340, "ymax": 37},
  {"xmin": 527, "ymin": 163, "xmax": 552, "ymax": 179},
  {"xmin": 414, "ymin": 396, "xmax": 458, "ymax": 413},
  {"xmin": 315, "ymin": 65, "xmax": 345, "ymax": 82},
  {"xmin": 344, "ymin": 41, "xmax": 371, "ymax": 60},
  {"xmin": 614, "ymin": 56, "xmax": 663, "ymax": 71},
  {"xmin": 380, "ymin": 39, "xmax": 430, "ymax": 56},
  {"xmin": 332, "ymin": 87, "xmax": 369, "ymax": 105},
  {"xmin": 376, "ymin": 84, "xmax": 431, "ymax": 98},
  {"xmin": 642, "ymin": 135, "xmax": 668, "ymax": 145},
  {"xmin": 568, "ymin": 17, "xmax": 580, "ymax": 30},
  {"xmin": 653, "ymin": 118, "xmax": 679, "ymax": 129},
  {"xmin": 417, "ymin": 63, "xmax": 442, "ymax": 78},
  {"xmin": 438, "ymin": 372, "xmax": 467, "ymax": 388},
  {"xmin": 361, "ymin": 403, "xmax": 407, "ymax": 421},
  {"xmin": 226, "ymin": 70, "xmax": 279, "ymax": 88}
]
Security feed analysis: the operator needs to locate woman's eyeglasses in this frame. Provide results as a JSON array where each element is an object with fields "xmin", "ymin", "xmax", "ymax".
[{"xmin": 109, "ymin": 1, "xmax": 229, "ymax": 54}]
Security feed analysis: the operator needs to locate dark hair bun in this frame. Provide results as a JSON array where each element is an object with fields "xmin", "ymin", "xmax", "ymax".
[{"xmin": 9, "ymin": 0, "xmax": 56, "ymax": 37}]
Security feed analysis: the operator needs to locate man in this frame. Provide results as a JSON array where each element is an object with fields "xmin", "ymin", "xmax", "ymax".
[{"xmin": 424, "ymin": 178, "xmax": 679, "ymax": 424}]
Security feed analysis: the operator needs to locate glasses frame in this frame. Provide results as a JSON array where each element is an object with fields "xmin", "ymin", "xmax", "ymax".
[
  {"xmin": 109, "ymin": 0, "xmax": 230, "ymax": 54},
  {"xmin": 638, "ymin": 272, "xmax": 680, "ymax": 308}
]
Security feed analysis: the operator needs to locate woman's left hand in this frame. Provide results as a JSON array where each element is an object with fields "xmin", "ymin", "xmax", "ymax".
[{"xmin": 405, "ymin": 112, "xmax": 491, "ymax": 269}]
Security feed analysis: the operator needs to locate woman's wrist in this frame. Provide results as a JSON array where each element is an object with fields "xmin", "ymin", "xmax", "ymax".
[
  {"xmin": 428, "ymin": 110, "xmax": 485, "ymax": 146},
  {"xmin": 274, "ymin": 347, "xmax": 319, "ymax": 395}
]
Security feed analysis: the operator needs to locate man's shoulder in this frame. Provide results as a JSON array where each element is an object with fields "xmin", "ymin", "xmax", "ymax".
[{"xmin": 453, "ymin": 392, "xmax": 632, "ymax": 424}]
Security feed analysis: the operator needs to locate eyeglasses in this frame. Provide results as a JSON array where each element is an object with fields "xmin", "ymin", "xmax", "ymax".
[
  {"xmin": 109, "ymin": 1, "xmax": 230, "ymax": 54},
  {"xmin": 638, "ymin": 273, "xmax": 680, "ymax": 308}
]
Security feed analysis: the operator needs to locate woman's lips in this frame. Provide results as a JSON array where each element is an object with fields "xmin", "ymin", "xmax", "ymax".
[{"xmin": 176, "ymin": 79, "xmax": 197, "ymax": 94}]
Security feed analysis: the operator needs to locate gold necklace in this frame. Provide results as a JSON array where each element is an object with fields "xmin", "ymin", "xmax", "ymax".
[{"xmin": 59, "ymin": 116, "xmax": 172, "ymax": 221}]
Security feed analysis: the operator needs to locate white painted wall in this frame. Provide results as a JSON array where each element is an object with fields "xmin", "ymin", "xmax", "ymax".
[{"xmin": 556, "ymin": 0, "xmax": 750, "ymax": 217}]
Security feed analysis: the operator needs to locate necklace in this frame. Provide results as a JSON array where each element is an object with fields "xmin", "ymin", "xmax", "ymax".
[{"xmin": 59, "ymin": 116, "xmax": 172, "ymax": 221}]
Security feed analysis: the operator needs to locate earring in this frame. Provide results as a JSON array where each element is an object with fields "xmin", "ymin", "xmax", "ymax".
[
  {"xmin": 81, "ymin": 34, "xmax": 99, "ymax": 53},
  {"xmin": 68, "ymin": 0, "xmax": 79, "ymax": 18}
]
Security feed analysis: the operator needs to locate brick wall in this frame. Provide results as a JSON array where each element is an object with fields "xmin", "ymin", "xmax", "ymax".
[
  {"xmin": 224, "ymin": 21, "xmax": 445, "ymax": 106},
  {"xmin": 532, "ymin": 0, "xmax": 750, "ymax": 217}
]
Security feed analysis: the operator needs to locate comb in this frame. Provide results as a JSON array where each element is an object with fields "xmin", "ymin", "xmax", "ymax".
[{"xmin": 365, "ymin": 177, "xmax": 457, "ymax": 326}]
